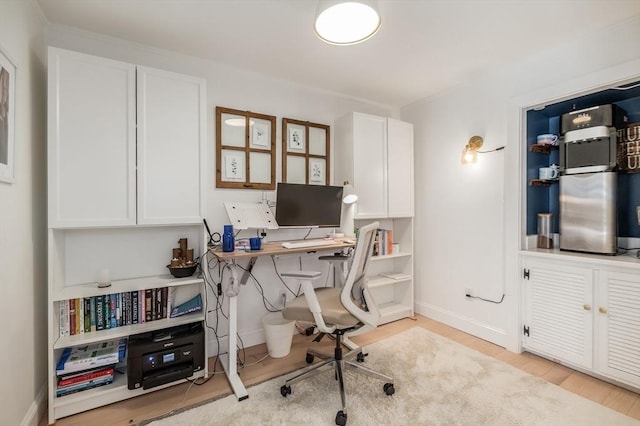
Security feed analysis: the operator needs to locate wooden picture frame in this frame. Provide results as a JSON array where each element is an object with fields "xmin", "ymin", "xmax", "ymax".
[
  {"xmin": 0, "ymin": 46, "xmax": 16, "ymax": 183},
  {"xmin": 282, "ymin": 118, "xmax": 330, "ymax": 185},
  {"xmin": 216, "ymin": 106, "xmax": 276, "ymax": 190}
]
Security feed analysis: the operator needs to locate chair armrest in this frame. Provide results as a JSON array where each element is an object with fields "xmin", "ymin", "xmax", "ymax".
[{"xmin": 300, "ymin": 280, "xmax": 336, "ymax": 334}]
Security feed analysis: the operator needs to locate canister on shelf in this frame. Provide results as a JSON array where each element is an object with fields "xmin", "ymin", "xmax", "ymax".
[{"xmin": 537, "ymin": 213, "xmax": 553, "ymax": 249}]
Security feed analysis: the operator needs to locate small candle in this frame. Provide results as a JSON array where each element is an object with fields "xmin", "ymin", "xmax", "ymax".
[{"xmin": 97, "ymin": 268, "xmax": 111, "ymax": 288}]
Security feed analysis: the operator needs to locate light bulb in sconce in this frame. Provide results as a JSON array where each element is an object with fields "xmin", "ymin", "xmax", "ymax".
[
  {"xmin": 461, "ymin": 136, "xmax": 505, "ymax": 164},
  {"xmin": 461, "ymin": 136, "xmax": 483, "ymax": 164}
]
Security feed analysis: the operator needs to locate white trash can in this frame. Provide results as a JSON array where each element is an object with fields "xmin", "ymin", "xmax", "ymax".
[{"xmin": 262, "ymin": 312, "xmax": 295, "ymax": 358}]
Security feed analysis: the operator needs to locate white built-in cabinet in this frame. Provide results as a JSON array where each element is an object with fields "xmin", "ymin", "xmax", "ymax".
[
  {"xmin": 48, "ymin": 48, "xmax": 206, "ymax": 227},
  {"xmin": 335, "ymin": 112, "xmax": 414, "ymax": 219},
  {"xmin": 335, "ymin": 112, "xmax": 415, "ymax": 324},
  {"xmin": 521, "ymin": 253, "xmax": 640, "ymax": 391},
  {"xmin": 47, "ymin": 47, "xmax": 207, "ymax": 423}
]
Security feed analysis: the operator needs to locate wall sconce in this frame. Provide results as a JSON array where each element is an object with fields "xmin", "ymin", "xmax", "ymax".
[
  {"xmin": 314, "ymin": 0, "xmax": 381, "ymax": 45},
  {"xmin": 461, "ymin": 136, "xmax": 505, "ymax": 164}
]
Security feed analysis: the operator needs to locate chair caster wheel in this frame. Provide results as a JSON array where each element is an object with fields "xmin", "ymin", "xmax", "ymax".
[
  {"xmin": 383, "ymin": 383, "xmax": 395, "ymax": 395},
  {"xmin": 305, "ymin": 353, "xmax": 314, "ymax": 364},
  {"xmin": 335, "ymin": 410, "xmax": 347, "ymax": 425},
  {"xmin": 356, "ymin": 352, "xmax": 366, "ymax": 362},
  {"xmin": 280, "ymin": 385, "xmax": 291, "ymax": 397}
]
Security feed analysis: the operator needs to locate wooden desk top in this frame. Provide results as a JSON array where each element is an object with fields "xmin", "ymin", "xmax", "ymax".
[{"xmin": 210, "ymin": 238, "xmax": 355, "ymax": 260}]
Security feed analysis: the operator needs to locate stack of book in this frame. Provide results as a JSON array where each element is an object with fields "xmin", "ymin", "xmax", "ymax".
[
  {"xmin": 55, "ymin": 338, "xmax": 127, "ymax": 397},
  {"xmin": 58, "ymin": 287, "xmax": 177, "ymax": 337},
  {"xmin": 373, "ymin": 228, "xmax": 393, "ymax": 256}
]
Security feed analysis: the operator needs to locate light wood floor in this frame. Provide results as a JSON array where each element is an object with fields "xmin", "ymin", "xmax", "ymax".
[{"xmin": 44, "ymin": 315, "xmax": 640, "ymax": 425}]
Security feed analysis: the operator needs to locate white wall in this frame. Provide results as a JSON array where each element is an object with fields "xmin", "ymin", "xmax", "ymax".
[
  {"xmin": 401, "ymin": 16, "xmax": 640, "ymax": 350},
  {"xmin": 0, "ymin": 1, "xmax": 47, "ymax": 425},
  {"xmin": 45, "ymin": 25, "xmax": 396, "ymax": 353}
]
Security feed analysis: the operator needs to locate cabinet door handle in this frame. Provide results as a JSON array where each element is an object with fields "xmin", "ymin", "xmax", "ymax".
[
  {"xmin": 599, "ymin": 307, "xmax": 608, "ymax": 314},
  {"xmin": 583, "ymin": 304, "xmax": 591, "ymax": 311}
]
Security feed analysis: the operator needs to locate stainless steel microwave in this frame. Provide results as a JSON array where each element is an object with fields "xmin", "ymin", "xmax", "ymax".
[{"xmin": 559, "ymin": 126, "xmax": 617, "ymax": 174}]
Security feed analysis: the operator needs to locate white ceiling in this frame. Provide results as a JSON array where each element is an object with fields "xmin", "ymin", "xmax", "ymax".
[{"xmin": 36, "ymin": 0, "xmax": 640, "ymax": 108}]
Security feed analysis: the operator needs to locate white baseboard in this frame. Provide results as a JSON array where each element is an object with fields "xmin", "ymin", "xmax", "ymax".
[
  {"xmin": 415, "ymin": 301, "xmax": 508, "ymax": 348},
  {"xmin": 20, "ymin": 384, "xmax": 47, "ymax": 426}
]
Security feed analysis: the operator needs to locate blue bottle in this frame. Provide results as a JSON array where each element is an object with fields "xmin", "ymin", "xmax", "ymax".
[{"xmin": 222, "ymin": 224, "xmax": 235, "ymax": 252}]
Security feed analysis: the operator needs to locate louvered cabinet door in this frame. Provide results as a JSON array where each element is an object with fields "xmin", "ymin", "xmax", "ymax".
[
  {"xmin": 522, "ymin": 258, "xmax": 594, "ymax": 370},
  {"xmin": 596, "ymin": 270, "xmax": 640, "ymax": 388}
]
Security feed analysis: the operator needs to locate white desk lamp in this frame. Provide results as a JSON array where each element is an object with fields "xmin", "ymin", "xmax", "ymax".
[{"xmin": 339, "ymin": 182, "xmax": 358, "ymax": 237}]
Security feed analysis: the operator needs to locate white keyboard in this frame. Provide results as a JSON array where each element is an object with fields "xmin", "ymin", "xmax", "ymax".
[{"xmin": 281, "ymin": 239, "xmax": 336, "ymax": 249}]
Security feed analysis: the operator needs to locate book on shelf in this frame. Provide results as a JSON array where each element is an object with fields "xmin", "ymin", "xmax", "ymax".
[
  {"xmin": 59, "ymin": 300, "xmax": 69, "ymax": 337},
  {"xmin": 83, "ymin": 298, "xmax": 91, "ymax": 333},
  {"xmin": 56, "ymin": 375, "xmax": 114, "ymax": 397},
  {"xmin": 69, "ymin": 298, "xmax": 76, "ymax": 335},
  {"xmin": 57, "ymin": 365, "xmax": 115, "ymax": 388},
  {"xmin": 90, "ymin": 297, "xmax": 96, "ymax": 332},
  {"xmin": 132, "ymin": 290, "xmax": 139, "ymax": 324},
  {"xmin": 145, "ymin": 289, "xmax": 153, "ymax": 322},
  {"xmin": 95, "ymin": 295, "xmax": 104, "ymax": 330},
  {"xmin": 169, "ymin": 293, "xmax": 202, "ymax": 318},
  {"xmin": 77, "ymin": 298, "xmax": 84, "ymax": 334},
  {"xmin": 58, "ymin": 286, "xmax": 176, "ymax": 337},
  {"xmin": 56, "ymin": 338, "xmax": 127, "ymax": 376},
  {"xmin": 373, "ymin": 228, "xmax": 393, "ymax": 256}
]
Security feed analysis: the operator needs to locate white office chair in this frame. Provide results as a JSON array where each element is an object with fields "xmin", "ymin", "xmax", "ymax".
[{"xmin": 279, "ymin": 222, "xmax": 394, "ymax": 426}]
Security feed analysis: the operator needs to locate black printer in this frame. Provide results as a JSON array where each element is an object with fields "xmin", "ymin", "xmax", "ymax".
[{"xmin": 127, "ymin": 322, "xmax": 204, "ymax": 390}]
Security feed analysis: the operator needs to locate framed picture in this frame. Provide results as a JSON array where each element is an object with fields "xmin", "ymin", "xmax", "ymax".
[
  {"xmin": 216, "ymin": 106, "xmax": 276, "ymax": 190},
  {"xmin": 282, "ymin": 118, "xmax": 330, "ymax": 185},
  {"xmin": 0, "ymin": 47, "xmax": 16, "ymax": 183},
  {"xmin": 223, "ymin": 151, "xmax": 245, "ymax": 181},
  {"xmin": 288, "ymin": 126, "xmax": 305, "ymax": 152},
  {"xmin": 309, "ymin": 158, "xmax": 325, "ymax": 184},
  {"xmin": 251, "ymin": 120, "xmax": 270, "ymax": 148}
]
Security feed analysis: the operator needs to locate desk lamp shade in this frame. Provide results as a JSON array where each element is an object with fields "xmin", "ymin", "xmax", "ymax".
[{"xmin": 342, "ymin": 182, "xmax": 358, "ymax": 204}]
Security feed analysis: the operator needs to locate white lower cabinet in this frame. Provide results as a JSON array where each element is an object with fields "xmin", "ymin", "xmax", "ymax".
[
  {"xmin": 522, "ymin": 254, "xmax": 640, "ymax": 391},
  {"xmin": 596, "ymin": 270, "xmax": 640, "ymax": 387}
]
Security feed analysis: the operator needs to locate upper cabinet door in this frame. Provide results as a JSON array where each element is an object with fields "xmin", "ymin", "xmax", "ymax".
[
  {"xmin": 48, "ymin": 48, "xmax": 137, "ymax": 228},
  {"xmin": 352, "ymin": 113, "xmax": 387, "ymax": 219},
  {"xmin": 136, "ymin": 67, "xmax": 206, "ymax": 224},
  {"xmin": 387, "ymin": 118, "xmax": 414, "ymax": 217}
]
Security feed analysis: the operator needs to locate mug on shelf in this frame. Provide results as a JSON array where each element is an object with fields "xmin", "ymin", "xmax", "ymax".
[
  {"xmin": 539, "ymin": 167, "xmax": 558, "ymax": 180},
  {"xmin": 537, "ymin": 134, "xmax": 558, "ymax": 146}
]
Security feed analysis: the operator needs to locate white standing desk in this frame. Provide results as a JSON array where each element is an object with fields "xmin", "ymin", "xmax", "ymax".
[{"xmin": 209, "ymin": 238, "xmax": 354, "ymax": 400}]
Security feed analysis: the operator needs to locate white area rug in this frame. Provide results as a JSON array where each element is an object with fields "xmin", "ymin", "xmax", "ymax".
[{"xmin": 147, "ymin": 327, "xmax": 639, "ymax": 426}]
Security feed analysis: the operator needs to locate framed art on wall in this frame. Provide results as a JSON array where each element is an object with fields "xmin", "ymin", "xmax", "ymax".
[
  {"xmin": 282, "ymin": 117, "xmax": 330, "ymax": 185},
  {"xmin": 216, "ymin": 106, "xmax": 276, "ymax": 190},
  {"xmin": 0, "ymin": 46, "xmax": 16, "ymax": 183}
]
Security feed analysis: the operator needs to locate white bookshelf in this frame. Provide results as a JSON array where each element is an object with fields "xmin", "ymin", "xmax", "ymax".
[{"xmin": 358, "ymin": 217, "xmax": 414, "ymax": 324}]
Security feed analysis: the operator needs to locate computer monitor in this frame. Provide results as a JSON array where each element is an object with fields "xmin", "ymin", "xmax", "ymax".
[{"xmin": 275, "ymin": 183, "xmax": 343, "ymax": 228}]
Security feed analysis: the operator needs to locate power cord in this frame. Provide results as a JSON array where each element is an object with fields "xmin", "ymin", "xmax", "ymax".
[{"xmin": 466, "ymin": 293, "xmax": 505, "ymax": 304}]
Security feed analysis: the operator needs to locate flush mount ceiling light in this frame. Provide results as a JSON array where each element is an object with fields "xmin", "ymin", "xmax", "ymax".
[{"xmin": 314, "ymin": 1, "xmax": 381, "ymax": 45}]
